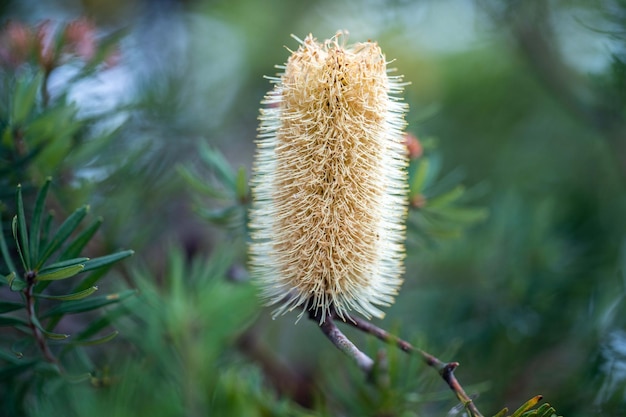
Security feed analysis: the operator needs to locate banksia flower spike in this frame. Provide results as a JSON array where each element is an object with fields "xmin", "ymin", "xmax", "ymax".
[{"xmin": 249, "ymin": 32, "xmax": 409, "ymax": 323}]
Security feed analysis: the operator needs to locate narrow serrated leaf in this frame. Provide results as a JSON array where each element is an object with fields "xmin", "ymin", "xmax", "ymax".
[
  {"xmin": 42, "ymin": 289, "xmax": 137, "ymax": 317},
  {"xmin": 38, "ymin": 257, "xmax": 89, "ymax": 274},
  {"xmin": 0, "ymin": 225, "xmax": 17, "ymax": 274},
  {"xmin": 37, "ymin": 286, "xmax": 98, "ymax": 301},
  {"xmin": 16, "ymin": 185, "xmax": 30, "ymax": 270},
  {"xmin": 12, "ymin": 216, "xmax": 27, "ymax": 271},
  {"xmin": 37, "ymin": 205, "xmax": 89, "ymax": 269},
  {"xmin": 81, "ymin": 250, "xmax": 134, "ymax": 273},
  {"xmin": 37, "ymin": 264, "xmax": 85, "ymax": 281},
  {"xmin": 29, "ymin": 178, "xmax": 51, "ymax": 266}
]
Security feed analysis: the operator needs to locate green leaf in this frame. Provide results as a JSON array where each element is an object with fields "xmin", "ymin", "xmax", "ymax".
[
  {"xmin": 59, "ymin": 217, "xmax": 102, "ymax": 261},
  {"xmin": 196, "ymin": 205, "xmax": 241, "ymax": 227},
  {"xmin": 12, "ymin": 216, "xmax": 27, "ymax": 271},
  {"xmin": 42, "ymin": 289, "xmax": 137, "ymax": 318},
  {"xmin": 410, "ymin": 157, "xmax": 430, "ymax": 197},
  {"xmin": 39, "ymin": 257, "xmax": 89, "ymax": 274},
  {"xmin": 38, "ymin": 257, "xmax": 89, "ymax": 274},
  {"xmin": 81, "ymin": 250, "xmax": 134, "ymax": 273},
  {"xmin": 75, "ymin": 304, "xmax": 129, "ymax": 340},
  {"xmin": 37, "ymin": 286, "xmax": 98, "ymax": 301},
  {"xmin": 0, "ymin": 224, "xmax": 17, "ymax": 275},
  {"xmin": 16, "ymin": 185, "xmax": 30, "ymax": 270},
  {"xmin": 31, "ymin": 314, "xmax": 70, "ymax": 339},
  {"xmin": 491, "ymin": 408, "xmax": 509, "ymax": 417},
  {"xmin": 29, "ymin": 177, "xmax": 52, "ymax": 265},
  {"xmin": 11, "ymin": 73, "xmax": 41, "ymax": 125},
  {"xmin": 199, "ymin": 143, "xmax": 236, "ymax": 189},
  {"xmin": 36, "ymin": 205, "xmax": 89, "ymax": 269},
  {"xmin": 43, "ymin": 329, "xmax": 70, "ymax": 340},
  {"xmin": 426, "ymin": 185, "xmax": 465, "ymax": 208},
  {"xmin": 71, "ymin": 330, "xmax": 118, "ymax": 346},
  {"xmin": 0, "ymin": 316, "xmax": 29, "ymax": 327},
  {"xmin": 37, "ymin": 264, "xmax": 85, "ymax": 281},
  {"xmin": 511, "ymin": 396, "xmax": 543, "ymax": 417},
  {"xmin": 7, "ymin": 273, "xmax": 27, "ymax": 291},
  {"xmin": 0, "ymin": 301, "xmax": 23, "ymax": 314},
  {"xmin": 177, "ymin": 166, "xmax": 230, "ymax": 200},
  {"xmin": 235, "ymin": 166, "xmax": 248, "ymax": 201},
  {"xmin": 0, "ymin": 360, "xmax": 38, "ymax": 379}
]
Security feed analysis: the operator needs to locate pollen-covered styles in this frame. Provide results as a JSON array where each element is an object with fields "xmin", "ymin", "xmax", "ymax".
[{"xmin": 249, "ymin": 32, "xmax": 409, "ymax": 323}]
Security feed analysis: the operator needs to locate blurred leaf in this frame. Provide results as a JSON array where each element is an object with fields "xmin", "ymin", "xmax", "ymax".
[
  {"xmin": 11, "ymin": 73, "xmax": 41, "ymax": 125},
  {"xmin": 70, "ymin": 330, "xmax": 118, "ymax": 346},
  {"xmin": 36, "ymin": 286, "xmax": 98, "ymax": 301},
  {"xmin": 235, "ymin": 166, "xmax": 248, "ymax": 201},
  {"xmin": 0, "ymin": 360, "xmax": 38, "ymax": 379},
  {"xmin": 0, "ymin": 316, "xmax": 28, "ymax": 327},
  {"xmin": 492, "ymin": 408, "xmax": 509, "ymax": 417},
  {"xmin": 75, "ymin": 304, "xmax": 129, "ymax": 341},
  {"xmin": 199, "ymin": 143, "xmax": 236, "ymax": 189},
  {"xmin": 42, "ymin": 289, "xmax": 136, "ymax": 318},
  {"xmin": 178, "ymin": 165, "xmax": 230, "ymax": 200},
  {"xmin": 196, "ymin": 205, "xmax": 242, "ymax": 228},
  {"xmin": 0, "ymin": 301, "xmax": 23, "ymax": 314},
  {"xmin": 426, "ymin": 185, "xmax": 465, "ymax": 208}
]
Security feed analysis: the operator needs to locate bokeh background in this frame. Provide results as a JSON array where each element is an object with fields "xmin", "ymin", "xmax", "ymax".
[{"xmin": 1, "ymin": 0, "xmax": 625, "ymax": 416}]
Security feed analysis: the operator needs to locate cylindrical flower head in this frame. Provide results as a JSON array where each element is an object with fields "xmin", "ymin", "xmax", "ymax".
[{"xmin": 249, "ymin": 32, "xmax": 409, "ymax": 323}]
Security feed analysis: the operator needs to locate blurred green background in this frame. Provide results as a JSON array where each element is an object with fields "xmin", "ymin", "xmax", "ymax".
[{"xmin": 1, "ymin": 0, "xmax": 625, "ymax": 416}]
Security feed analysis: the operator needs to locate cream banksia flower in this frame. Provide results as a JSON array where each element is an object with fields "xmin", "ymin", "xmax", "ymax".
[{"xmin": 249, "ymin": 32, "xmax": 409, "ymax": 323}]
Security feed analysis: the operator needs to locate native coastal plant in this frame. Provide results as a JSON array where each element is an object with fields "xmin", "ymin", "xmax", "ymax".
[{"xmin": 243, "ymin": 32, "xmax": 561, "ymax": 417}]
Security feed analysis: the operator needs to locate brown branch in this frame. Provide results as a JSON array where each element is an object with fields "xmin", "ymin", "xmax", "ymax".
[
  {"xmin": 310, "ymin": 310, "xmax": 484, "ymax": 417},
  {"xmin": 23, "ymin": 273, "xmax": 58, "ymax": 364}
]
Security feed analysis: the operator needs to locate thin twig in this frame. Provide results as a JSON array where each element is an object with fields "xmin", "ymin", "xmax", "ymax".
[
  {"xmin": 310, "ymin": 310, "xmax": 374, "ymax": 373},
  {"xmin": 310, "ymin": 310, "xmax": 484, "ymax": 417}
]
